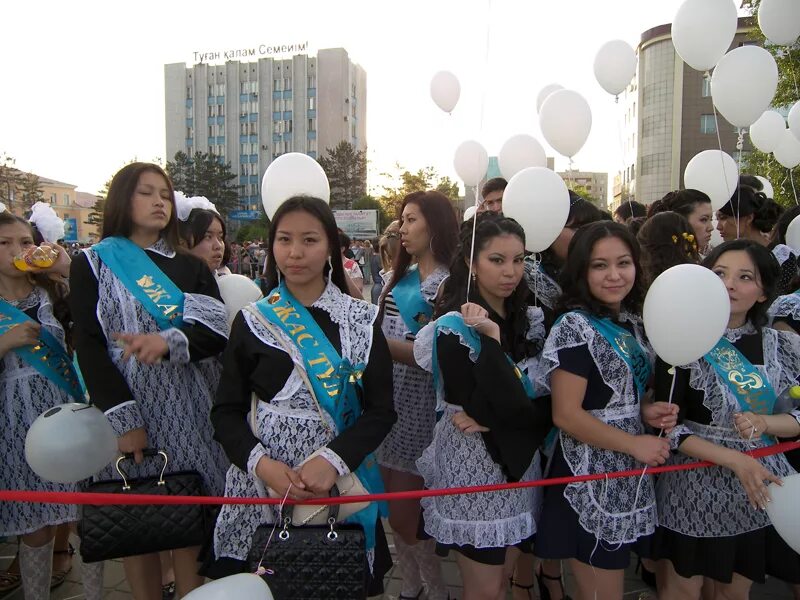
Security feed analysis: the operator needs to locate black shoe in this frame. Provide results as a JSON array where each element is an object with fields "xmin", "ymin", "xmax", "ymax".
[
  {"xmin": 162, "ymin": 581, "xmax": 176, "ymax": 600},
  {"xmin": 536, "ymin": 566, "xmax": 571, "ymax": 600}
]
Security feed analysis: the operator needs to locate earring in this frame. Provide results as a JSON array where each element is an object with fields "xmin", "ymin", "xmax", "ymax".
[
  {"xmin": 327, "ymin": 255, "xmax": 333, "ymax": 274},
  {"xmin": 429, "ymin": 235, "xmax": 435, "ymax": 254},
  {"xmin": 471, "ymin": 272, "xmax": 477, "ymax": 282},
  {"xmin": 276, "ymin": 269, "xmax": 282, "ymax": 286}
]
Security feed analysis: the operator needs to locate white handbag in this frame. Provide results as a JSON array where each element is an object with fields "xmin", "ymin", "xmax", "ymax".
[{"xmin": 244, "ymin": 305, "xmax": 370, "ymax": 526}]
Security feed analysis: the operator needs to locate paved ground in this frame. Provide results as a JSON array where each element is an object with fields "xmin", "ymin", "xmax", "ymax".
[{"xmin": 0, "ymin": 528, "xmax": 794, "ymax": 599}]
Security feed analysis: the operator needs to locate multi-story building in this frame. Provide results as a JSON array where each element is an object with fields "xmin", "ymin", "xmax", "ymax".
[
  {"xmin": 558, "ymin": 170, "xmax": 608, "ymax": 210},
  {"xmin": 613, "ymin": 17, "xmax": 757, "ymax": 210},
  {"xmin": 164, "ymin": 48, "xmax": 367, "ymax": 212}
]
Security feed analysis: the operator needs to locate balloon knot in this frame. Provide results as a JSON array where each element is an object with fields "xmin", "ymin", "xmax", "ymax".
[{"xmin": 668, "ymin": 366, "xmax": 676, "ymax": 375}]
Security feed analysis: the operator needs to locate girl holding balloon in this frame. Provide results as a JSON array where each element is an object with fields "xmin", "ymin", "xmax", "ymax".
[
  {"xmin": 652, "ymin": 240, "xmax": 800, "ymax": 599},
  {"xmin": 376, "ymin": 191, "xmax": 459, "ymax": 600},
  {"xmin": 414, "ymin": 213, "xmax": 552, "ymax": 600},
  {"xmin": 0, "ymin": 210, "xmax": 81, "ymax": 600},
  {"xmin": 535, "ymin": 222, "xmax": 673, "ymax": 600}
]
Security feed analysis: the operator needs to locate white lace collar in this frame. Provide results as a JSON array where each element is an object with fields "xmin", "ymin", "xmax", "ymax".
[
  {"xmin": 309, "ymin": 277, "xmax": 352, "ymax": 327},
  {"xmin": 1, "ymin": 286, "xmax": 42, "ymax": 311},
  {"xmin": 146, "ymin": 238, "xmax": 176, "ymax": 258},
  {"xmin": 724, "ymin": 321, "xmax": 757, "ymax": 342}
]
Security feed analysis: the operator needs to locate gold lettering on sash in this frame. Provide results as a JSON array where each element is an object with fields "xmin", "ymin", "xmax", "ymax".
[
  {"xmin": 273, "ymin": 304, "xmax": 297, "ymax": 322},
  {"xmin": 296, "ymin": 333, "xmax": 316, "ymax": 348},
  {"xmin": 136, "ymin": 275, "xmax": 155, "ymax": 288}
]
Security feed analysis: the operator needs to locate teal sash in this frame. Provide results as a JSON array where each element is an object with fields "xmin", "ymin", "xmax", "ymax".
[
  {"xmin": 93, "ymin": 237, "xmax": 184, "ymax": 330},
  {"xmin": 431, "ymin": 313, "xmax": 537, "ymax": 403},
  {"xmin": 704, "ymin": 337, "xmax": 777, "ymax": 445},
  {"xmin": 255, "ymin": 283, "xmax": 386, "ymax": 550},
  {"xmin": 579, "ymin": 312, "xmax": 650, "ymax": 398},
  {"xmin": 0, "ymin": 299, "xmax": 84, "ymax": 400},
  {"xmin": 392, "ymin": 266, "xmax": 433, "ymax": 335}
]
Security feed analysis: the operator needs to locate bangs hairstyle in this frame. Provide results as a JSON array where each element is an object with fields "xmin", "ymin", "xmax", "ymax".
[
  {"xmin": 556, "ymin": 221, "xmax": 645, "ymax": 318},
  {"xmin": 0, "ymin": 212, "xmax": 71, "ymax": 348},
  {"xmin": 101, "ymin": 162, "xmax": 180, "ymax": 249},
  {"xmin": 436, "ymin": 213, "xmax": 536, "ymax": 361},
  {"xmin": 637, "ymin": 211, "xmax": 699, "ymax": 289},
  {"xmin": 177, "ymin": 208, "xmax": 226, "ymax": 249},
  {"xmin": 380, "ymin": 191, "xmax": 459, "ymax": 317},
  {"xmin": 262, "ymin": 196, "xmax": 354, "ymax": 297},
  {"xmin": 701, "ymin": 239, "xmax": 779, "ymax": 329}
]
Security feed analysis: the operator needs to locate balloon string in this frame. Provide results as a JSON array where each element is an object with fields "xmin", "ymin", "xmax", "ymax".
[
  {"xmin": 791, "ymin": 168, "xmax": 799, "ymax": 206},
  {"xmin": 465, "ymin": 186, "xmax": 480, "ymax": 301},
  {"xmin": 253, "ymin": 485, "xmax": 292, "ymax": 577},
  {"xmin": 711, "ymin": 101, "xmax": 737, "ymax": 235},
  {"xmin": 735, "ymin": 128, "xmax": 745, "ymax": 240},
  {"xmin": 615, "ymin": 104, "xmax": 632, "ymax": 215}
]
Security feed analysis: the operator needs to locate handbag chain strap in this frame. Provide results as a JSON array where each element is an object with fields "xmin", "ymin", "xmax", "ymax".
[{"xmin": 243, "ymin": 305, "xmax": 332, "ymax": 434}]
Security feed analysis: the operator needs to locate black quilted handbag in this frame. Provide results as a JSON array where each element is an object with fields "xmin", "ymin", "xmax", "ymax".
[
  {"xmin": 247, "ymin": 490, "xmax": 368, "ymax": 600},
  {"xmin": 79, "ymin": 449, "xmax": 208, "ymax": 563}
]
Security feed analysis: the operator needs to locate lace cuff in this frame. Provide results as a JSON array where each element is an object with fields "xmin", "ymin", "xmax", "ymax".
[
  {"xmin": 667, "ymin": 424, "xmax": 694, "ymax": 451},
  {"xmin": 183, "ymin": 293, "xmax": 229, "ymax": 340},
  {"xmin": 158, "ymin": 328, "xmax": 190, "ymax": 364},
  {"xmin": 413, "ymin": 322, "xmax": 436, "ymax": 373},
  {"xmin": 104, "ymin": 400, "xmax": 145, "ymax": 436},
  {"xmin": 317, "ymin": 447, "xmax": 351, "ymax": 476},
  {"xmin": 247, "ymin": 443, "xmax": 269, "ymax": 477}
]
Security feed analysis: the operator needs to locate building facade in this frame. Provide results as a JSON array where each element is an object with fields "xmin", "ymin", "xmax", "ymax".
[
  {"xmin": 612, "ymin": 18, "xmax": 757, "ymax": 211},
  {"xmin": 164, "ymin": 48, "xmax": 367, "ymax": 212},
  {"xmin": 558, "ymin": 170, "xmax": 608, "ymax": 209}
]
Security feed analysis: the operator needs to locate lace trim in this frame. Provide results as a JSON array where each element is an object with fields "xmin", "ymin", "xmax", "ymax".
[
  {"xmin": 104, "ymin": 400, "xmax": 144, "ymax": 436},
  {"xmin": 158, "ymin": 328, "xmax": 190, "ymax": 364},
  {"xmin": 523, "ymin": 257, "xmax": 561, "ymax": 310},
  {"xmin": 317, "ymin": 447, "xmax": 350, "ymax": 476},
  {"xmin": 183, "ymin": 293, "xmax": 229, "ymax": 340},
  {"xmin": 769, "ymin": 294, "xmax": 800, "ymax": 325},
  {"xmin": 3, "ymin": 288, "xmax": 41, "ymax": 312},
  {"xmin": 772, "ymin": 244, "xmax": 795, "ymax": 266},
  {"xmin": 246, "ymin": 444, "xmax": 268, "ymax": 478},
  {"xmin": 724, "ymin": 322, "xmax": 757, "ymax": 342},
  {"xmin": 146, "ymin": 238, "xmax": 176, "ymax": 258}
]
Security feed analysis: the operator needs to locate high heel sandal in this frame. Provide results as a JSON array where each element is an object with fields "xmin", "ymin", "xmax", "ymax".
[
  {"xmin": 635, "ymin": 558, "xmax": 657, "ymax": 589},
  {"xmin": 510, "ymin": 577, "xmax": 536, "ymax": 599},
  {"xmin": 536, "ymin": 566, "xmax": 571, "ymax": 600}
]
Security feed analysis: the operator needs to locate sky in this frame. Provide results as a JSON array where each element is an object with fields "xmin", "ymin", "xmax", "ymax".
[{"xmin": 1, "ymin": 0, "xmax": 743, "ymax": 200}]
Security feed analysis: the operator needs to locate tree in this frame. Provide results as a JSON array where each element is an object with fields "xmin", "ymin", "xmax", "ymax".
[
  {"xmin": 17, "ymin": 172, "xmax": 43, "ymax": 210},
  {"xmin": 570, "ymin": 184, "xmax": 600, "ymax": 205},
  {"xmin": 166, "ymin": 151, "xmax": 240, "ymax": 216},
  {"xmin": 352, "ymin": 195, "xmax": 390, "ymax": 232},
  {"xmin": 317, "ymin": 141, "xmax": 367, "ymax": 209},
  {"xmin": 739, "ymin": 1, "xmax": 800, "ymax": 207},
  {"xmin": 0, "ymin": 153, "xmax": 21, "ymax": 210},
  {"xmin": 85, "ymin": 178, "xmax": 111, "ymax": 230},
  {"xmin": 377, "ymin": 165, "xmax": 461, "ymax": 219}
]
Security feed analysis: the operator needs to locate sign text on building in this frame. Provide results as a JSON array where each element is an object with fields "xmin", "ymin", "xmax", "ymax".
[{"xmin": 194, "ymin": 41, "xmax": 309, "ymax": 64}]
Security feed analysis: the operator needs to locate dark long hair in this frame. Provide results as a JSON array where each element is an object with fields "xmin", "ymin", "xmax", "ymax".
[
  {"xmin": 436, "ymin": 213, "xmax": 535, "ymax": 361},
  {"xmin": 556, "ymin": 221, "xmax": 645, "ymax": 318},
  {"xmin": 380, "ymin": 191, "xmax": 459, "ymax": 315},
  {"xmin": 637, "ymin": 211, "xmax": 700, "ymax": 289},
  {"xmin": 702, "ymin": 240, "xmax": 779, "ymax": 328},
  {"xmin": 102, "ymin": 162, "xmax": 181, "ymax": 250},
  {"xmin": 540, "ymin": 192, "xmax": 607, "ymax": 277},
  {"xmin": 177, "ymin": 208, "xmax": 226, "ymax": 249},
  {"xmin": 656, "ymin": 189, "xmax": 711, "ymax": 219},
  {"xmin": 262, "ymin": 196, "xmax": 353, "ymax": 297},
  {"xmin": 0, "ymin": 212, "xmax": 72, "ymax": 349},
  {"xmin": 719, "ymin": 185, "xmax": 783, "ymax": 234}
]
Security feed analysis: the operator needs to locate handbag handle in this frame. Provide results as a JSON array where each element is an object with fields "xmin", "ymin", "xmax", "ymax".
[
  {"xmin": 115, "ymin": 449, "xmax": 169, "ymax": 491},
  {"xmin": 281, "ymin": 483, "xmax": 341, "ymax": 526}
]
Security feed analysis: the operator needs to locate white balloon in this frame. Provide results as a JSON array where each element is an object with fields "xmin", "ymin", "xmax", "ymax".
[
  {"xmin": 463, "ymin": 205, "xmax": 477, "ymax": 222},
  {"xmin": 643, "ymin": 264, "xmax": 730, "ymax": 366},
  {"xmin": 498, "ymin": 135, "xmax": 547, "ymax": 180},
  {"xmin": 536, "ymin": 84, "xmax": 564, "ymax": 114},
  {"xmin": 786, "ymin": 215, "xmax": 800, "ymax": 253},
  {"xmin": 711, "ymin": 46, "xmax": 779, "ymax": 128},
  {"xmin": 539, "ymin": 90, "xmax": 592, "ymax": 159},
  {"xmin": 183, "ymin": 574, "xmax": 274, "ymax": 600},
  {"xmin": 788, "ymin": 102, "xmax": 800, "ymax": 143},
  {"xmin": 502, "ymin": 167, "xmax": 570, "ymax": 252},
  {"xmin": 453, "ymin": 140, "xmax": 489, "ymax": 188},
  {"xmin": 261, "ymin": 153, "xmax": 330, "ymax": 219},
  {"xmin": 25, "ymin": 404, "xmax": 118, "ymax": 484},
  {"xmin": 758, "ymin": 0, "xmax": 800, "ymax": 46},
  {"xmin": 593, "ymin": 40, "xmax": 638, "ymax": 96},
  {"xmin": 217, "ymin": 274, "xmax": 263, "ymax": 328},
  {"xmin": 672, "ymin": 0, "xmax": 738, "ymax": 72},
  {"xmin": 749, "ymin": 110, "xmax": 787, "ymax": 153},
  {"xmin": 684, "ymin": 150, "xmax": 739, "ymax": 211},
  {"xmin": 766, "ymin": 473, "xmax": 800, "ymax": 553},
  {"xmin": 755, "ymin": 176, "xmax": 775, "ymax": 200},
  {"xmin": 773, "ymin": 128, "xmax": 800, "ymax": 169},
  {"xmin": 430, "ymin": 71, "xmax": 460, "ymax": 114}
]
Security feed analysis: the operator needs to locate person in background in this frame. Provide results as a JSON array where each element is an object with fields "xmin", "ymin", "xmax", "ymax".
[
  {"xmin": 613, "ymin": 200, "xmax": 647, "ymax": 224},
  {"xmin": 362, "ymin": 239, "xmax": 374, "ymax": 287},
  {"xmin": 340, "ymin": 231, "xmax": 364, "ymax": 294},
  {"xmin": 717, "ymin": 186, "xmax": 783, "ymax": 246},
  {"xmin": 478, "ymin": 178, "xmax": 508, "ymax": 215}
]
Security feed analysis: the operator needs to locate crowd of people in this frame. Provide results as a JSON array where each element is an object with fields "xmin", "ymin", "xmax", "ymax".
[{"xmin": 0, "ymin": 161, "xmax": 799, "ymax": 600}]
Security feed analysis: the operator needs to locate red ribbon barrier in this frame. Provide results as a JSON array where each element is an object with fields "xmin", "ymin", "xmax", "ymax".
[{"xmin": 1, "ymin": 440, "xmax": 797, "ymax": 507}]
